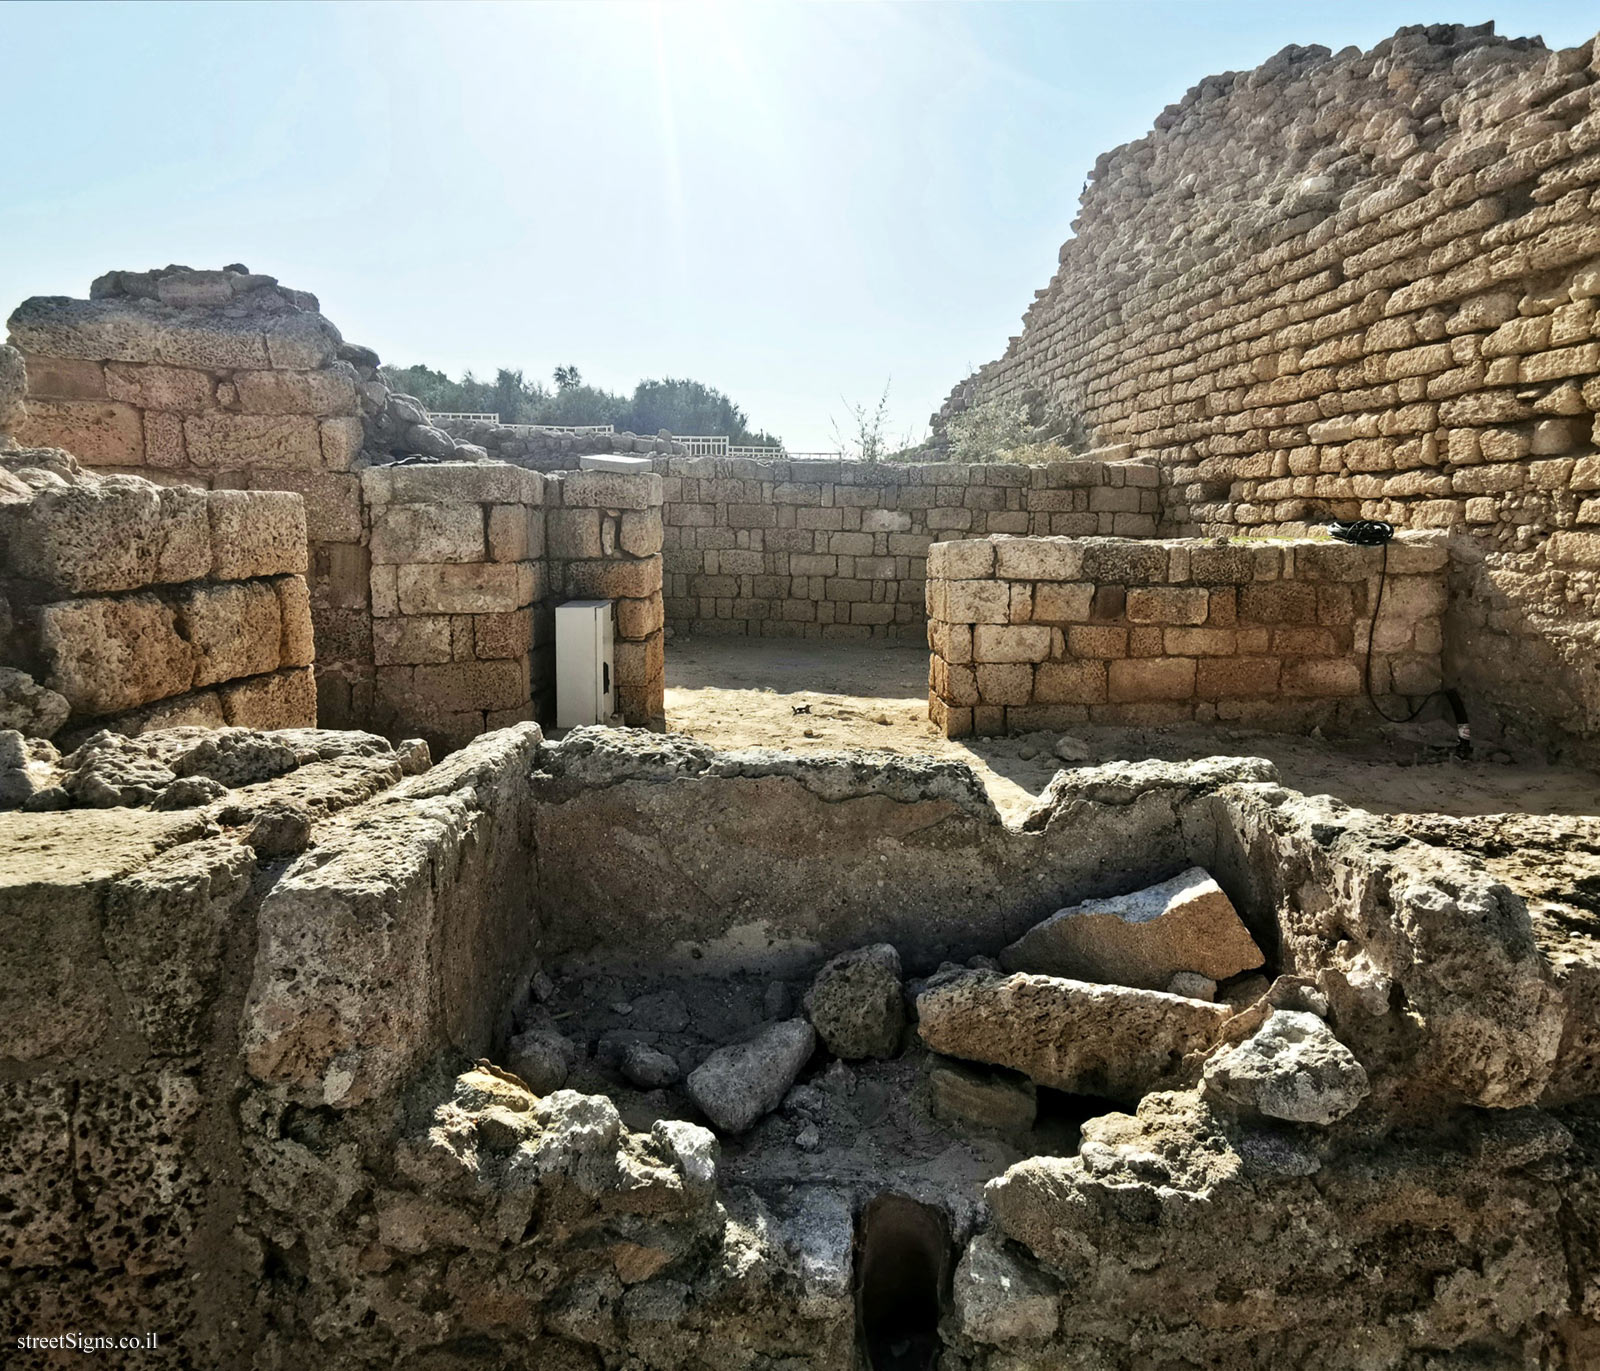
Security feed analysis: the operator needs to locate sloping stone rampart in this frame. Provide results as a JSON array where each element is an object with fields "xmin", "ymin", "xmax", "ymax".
[{"xmin": 937, "ymin": 24, "xmax": 1600, "ymax": 756}]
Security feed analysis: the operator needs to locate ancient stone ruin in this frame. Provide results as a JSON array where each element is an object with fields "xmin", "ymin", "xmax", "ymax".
[{"xmin": 5, "ymin": 19, "xmax": 1600, "ymax": 1371}]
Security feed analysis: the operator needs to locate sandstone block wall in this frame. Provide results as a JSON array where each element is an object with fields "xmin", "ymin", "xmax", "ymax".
[
  {"xmin": 0, "ymin": 451, "xmax": 314, "ymax": 737},
  {"xmin": 7, "ymin": 267, "xmax": 489, "ymax": 732},
  {"xmin": 653, "ymin": 452, "xmax": 1159, "ymax": 641},
  {"xmin": 544, "ymin": 469, "xmax": 667, "ymax": 727},
  {"xmin": 936, "ymin": 25, "xmax": 1600, "ymax": 756},
  {"xmin": 362, "ymin": 462, "xmax": 547, "ymax": 755},
  {"xmin": 926, "ymin": 533, "xmax": 1446, "ymax": 737}
]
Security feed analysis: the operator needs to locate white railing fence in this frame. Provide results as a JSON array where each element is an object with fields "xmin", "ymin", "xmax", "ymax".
[{"xmin": 426, "ymin": 411, "xmax": 500, "ymax": 422}]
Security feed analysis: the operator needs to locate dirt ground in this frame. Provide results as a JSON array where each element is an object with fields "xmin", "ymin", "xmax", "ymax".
[{"xmin": 664, "ymin": 635, "xmax": 1600, "ymax": 824}]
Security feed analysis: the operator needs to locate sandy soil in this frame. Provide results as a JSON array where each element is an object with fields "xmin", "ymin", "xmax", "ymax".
[{"xmin": 664, "ymin": 635, "xmax": 1600, "ymax": 824}]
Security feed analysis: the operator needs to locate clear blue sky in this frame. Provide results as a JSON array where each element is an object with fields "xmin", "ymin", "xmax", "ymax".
[{"xmin": 2, "ymin": 2, "xmax": 1596, "ymax": 449}]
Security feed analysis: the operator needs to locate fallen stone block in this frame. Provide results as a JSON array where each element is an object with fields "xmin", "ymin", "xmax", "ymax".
[
  {"xmin": 1000, "ymin": 867, "xmax": 1263, "ymax": 991},
  {"xmin": 805, "ymin": 943, "xmax": 906, "ymax": 1060},
  {"xmin": 917, "ymin": 969, "xmax": 1231, "ymax": 1100},
  {"xmin": 686, "ymin": 1019, "xmax": 816, "ymax": 1133},
  {"xmin": 1202, "ymin": 1009, "xmax": 1370, "ymax": 1126},
  {"xmin": 928, "ymin": 1056, "xmax": 1037, "ymax": 1133}
]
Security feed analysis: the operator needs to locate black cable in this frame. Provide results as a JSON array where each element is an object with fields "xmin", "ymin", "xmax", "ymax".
[{"xmin": 1329, "ymin": 520, "xmax": 1472, "ymax": 757}]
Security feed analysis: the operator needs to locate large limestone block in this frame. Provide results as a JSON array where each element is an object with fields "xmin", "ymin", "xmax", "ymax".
[
  {"xmin": 208, "ymin": 490, "xmax": 308, "ymax": 579},
  {"xmin": 154, "ymin": 484, "xmax": 214, "ymax": 582},
  {"xmin": 16, "ymin": 398, "xmax": 144, "ymax": 464},
  {"xmin": 370, "ymin": 503, "xmax": 486, "ymax": 565},
  {"xmin": 39, "ymin": 593, "xmax": 195, "ymax": 715},
  {"xmin": 7, "ymin": 296, "xmax": 169, "ymax": 364},
  {"xmin": 1202, "ymin": 1010, "xmax": 1370, "ymax": 1126},
  {"xmin": 104, "ymin": 836, "xmax": 256, "ymax": 1054},
  {"xmin": 1, "ymin": 478, "xmax": 163, "ymax": 593},
  {"xmin": 232, "ymin": 366, "xmax": 359, "ymax": 416},
  {"xmin": 362, "ymin": 461, "xmax": 542, "ymax": 507},
  {"xmin": 563, "ymin": 555, "xmax": 662, "ymax": 601},
  {"xmin": 562, "ymin": 470, "xmax": 663, "ymax": 510},
  {"xmin": 1000, "ymin": 867, "xmax": 1263, "ymax": 990},
  {"xmin": 241, "ymin": 726, "xmax": 543, "ymax": 1106},
  {"xmin": 177, "ymin": 581, "xmax": 284, "ymax": 687},
  {"xmin": 103, "ymin": 362, "xmax": 216, "ymax": 412},
  {"xmin": 275, "ymin": 576, "xmax": 315, "ymax": 667},
  {"xmin": 219, "ymin": 666, "xmax": 316, "ymax": 728},
  {"xmin": 0, "ymin": 806, "xmax": 211, "ymax": 1059},
  {"xmin": 686, "ymin": 1019, "xmax": 816, "ymax": 1133},
  {"xmin": 396, "ymin": 562, "xmax": 537, "ymax": 615},
  {"xmin": 182, "ymin": 413, "xmax": 322, "ymax": 469},
  {"xmin": 916, "ymin": 969, "xmax": 1230, "ymax": 1101}
]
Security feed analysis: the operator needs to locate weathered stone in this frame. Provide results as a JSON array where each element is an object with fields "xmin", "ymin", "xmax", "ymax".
[
  {"xmin": 506, "ymin": 1028, "xmax": 575, "ymax": 1095},
  {"xmin": 39, "ymin": 593, "xmax": 194, "ymax": 715},
  {"xmin": 1001, "ymin": 867, "xmax": 1263, "ymax": 990},
  {"xmin": 0, "ymin": 669, "xmax": 69, "ymax": 738},
  {"xmin": 686, "ymin": 1019, "xmax": 816, "ymax": 1133},
  {"xmin": 917, "ymin": 969, "xmax": 1230, "ymax": 1100},
  {"xmin": 927, "ymin": 1057, "xmax": 1038, "ymax": 1132},
  {"xmin": 804, "ymin": 943, "xmax": 905, "ymax": 1059},
  {"xmin": 621, "ymin": 1043, "xmax": 681, "ymax": 1089},
  {"xmin": 953, "ymin": 1231, "xmax": 1060, "ymax": 1345},
  {"xmin": 1202, "ymin": 1010, "xmax": 1371, "ymax": 1126},
  {"xmin": 245, "ymin": 799, "xmax": 314, "ymax": 858}
]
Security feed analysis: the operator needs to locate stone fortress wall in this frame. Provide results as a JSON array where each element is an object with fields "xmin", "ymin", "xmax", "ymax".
[
  {"xmin": 646, "ymin": 450, "xmax": 1159, "ymax": 642},
  {"xmin": 936, "ymin": 24, "xmax": 1600, "ymax": 757},
  {"xmin": 926, "ymin": 532, "xmax": 1448, "ymax": 737},
  {"xmin": 6, "ymin": 268, "xmax": 666, "ymax": 752},
  {"xmin": 0, "ymin": 346, "xmax": 315, "ymax": 742}
]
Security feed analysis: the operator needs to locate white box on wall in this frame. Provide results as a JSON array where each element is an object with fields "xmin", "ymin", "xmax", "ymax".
[{"xmin": 556, "ymin": 599, "xmax": 614, "ymax": 729}]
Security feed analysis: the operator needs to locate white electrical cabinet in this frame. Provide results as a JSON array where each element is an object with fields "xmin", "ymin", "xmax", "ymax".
[{"xmin": 556, "ymin": 599, "xmax": 614, "ymax": 729}]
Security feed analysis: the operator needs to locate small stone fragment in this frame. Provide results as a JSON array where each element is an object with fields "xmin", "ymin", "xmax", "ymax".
[
  {"xmin": 0, "ymin": 668, "xmax": 70, "ymax": 739},
  {"xmin": 621, "ymin": 1043, "xmax": 681, "ymax": 1089},
  {"xmin": 928, "ymin": 1057, "xmax": 1038, "ymax": 1133},
  {"xmin": 506, "ymin": 1028, "xmax": 575, "ymax": 1095},
  {"xmin": 1001, "ymin": 867, "xmax": 1263, "ymax": 991},
  {"xmin": 953, "ymin": 1231, "xmax": 1059, "ymax": 1345},
  {"xmin": 1168, "ymin": 972, "xmax": 1218, "ymax": 1002},
  {"xmin": 1202, "ymin": 1010, "xmax": 1371, "ymax": 1126},
  {"xmin": 1053, "ymin": 735, "xmax": 1092, "ymax": 763},
  {"xmin": 394, "ymin": 737, "xmax": 432, "ymax": 775},
  {"xmin": 687, "ymin": 1019, "xmax": 816, "ymax": 1133},
  {"xmin": 245, "ymin": 799, "xmax": 313, "ymax": 857},
  {"xmin": 805, "ymin": 943, "xmax": 906, "ymax": 1060},
  {"xmin": 152, "ymin": 775, "xmax": 229, "ymax": 810}
]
